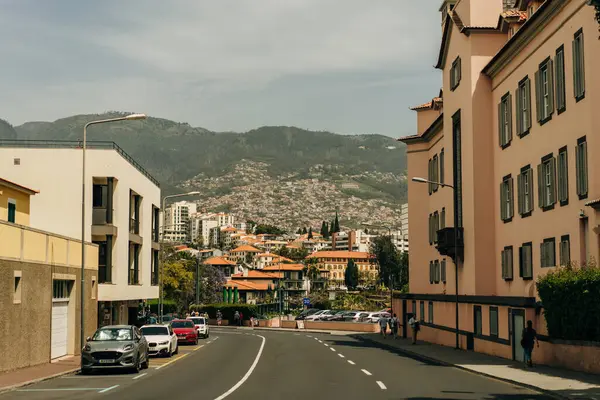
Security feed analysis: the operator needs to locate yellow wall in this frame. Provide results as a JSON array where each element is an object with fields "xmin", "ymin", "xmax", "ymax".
[{"xmin": 0, "ymin": 185, "xmax": 31, "ymax": 226}]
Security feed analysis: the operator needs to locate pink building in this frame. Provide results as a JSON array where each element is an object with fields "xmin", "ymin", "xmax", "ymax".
[{"xmin": 399, "ymin": 0, "xmax": 599, "ymax": 373}]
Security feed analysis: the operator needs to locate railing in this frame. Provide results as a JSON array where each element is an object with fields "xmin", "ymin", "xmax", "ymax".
[
  {"xmin": 98, "ymin": 264, "xmax": 109, "ymax": 284},
  {"xmin": 0, "ymin": 139, "xmax": 160, "ymax": 187},
  {"xmin": 128, "ymin": 269, "xmax": 139, "ymax": 285},
  {"xmin": 92, "ymin": 207, "xmax": 111, "ymax": 225},
  {"xmin": 129, "ymin": 218, "xmax": 139, "ymax": 234}
]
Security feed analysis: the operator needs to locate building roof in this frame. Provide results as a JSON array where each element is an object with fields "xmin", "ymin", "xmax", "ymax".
[
  {"xmin": 203, "ymin": 256, "xmax": 237, "ymax": 266},
  {"xmin": 501, "ymin": 8, "xmax": 528, "ymax": 22},
  {"xmin": 224, "ymin": 280, "xmax": 270, "ymax": 291},
  {"xmin": 409, "ymin": 97, "xmax": 443, "ymax": 111},
  {"xmin": 231, "ymin": 270, "xmax": 282, "ymax": 279},
  {"xmin": 263, "ymin": 263, "xmax": 305, "ymax": 272},
  {"xmin": 231, "ymin": 245, "xmax": 261, "ymax": 253},
  {"xmin": 308, "ymin": 251, "xmax": 371, "ymax": 260},
  {"xmin": 0, "ymin": 177, "xmax": 39, "ymax": 195},
  {"xmin": 222, "ymin": 227, "xmax": 237, "ymax": 232},
  {"xmin": 398, "ymin": 113, "xmax": 444, "ymax": 145}
]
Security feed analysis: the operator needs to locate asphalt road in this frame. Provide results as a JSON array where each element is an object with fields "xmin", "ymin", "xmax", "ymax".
[{"xmin": 1, "ymin": 328, "xmax": 554, "ymax": 400}]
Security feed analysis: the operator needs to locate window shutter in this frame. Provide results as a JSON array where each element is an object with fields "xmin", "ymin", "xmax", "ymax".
[
  {"xmin": 564, "ymin": 241, "xmax": 570, "ymax": 265},
  {"xmin": 527, "ymin": 168, "xmax": 534, "ymax": 213},
  {"xmin": 519, "ymin": 247, "xmax": 524, "ymax": 277},
  {"xmin": 428, "ymin": 159, "xmax": 432, "ymax": 194},
  {"xmin": 537, "ymin": 163, "xmax": 544, "ymax": 208},
  {"xmin": 525, "ymin": 78, "xmax": 532, "ymax": 130},
  {"xmin": 534, "ymin": 70, "xmax": 542, "ymax": 123},
  {"xmin": 515, "ymin": 87, "xmax": 522, "ymax": 136},
  {"xmin": 548, "ymin": 59, "xmax": 555, "ymax": 114},
  {"xmin": 580, "ymin": 33, "xmax": 585, "ymax": 97},
  {"xmin": 507, "ymin": 249, "xmax": 513, "ymax": 279},
  {"xmin": 457, "ymin": 57, "xmax": 462, "ymax": 84},
  {"xmin": 429, "ymin": 262, "xmax": 433, "ymax": 283},
  {"xmin": 576, "ymin": 145, "xmax": 582, "ymax": 196},
  {"xmin": 508, "ymin": 177, "xmax": 514, "ymax": 218},
  {"xmin": 526, "ymin": 246, "xmax": 532, "ymax": 277},
  {"xmin": 550, "ymin": 157, "xmax": 557, "ymax": 205},
  {"xmin": 540, "ymin": 242, "xmax": 546, "ymax": 268},
  {"xmin": 441, "ymin": 260, "xmax": 446, "ymax": 283},
  {"xmin": 581, "ymin": 142, "xmax": 588, "ymax": 196},
  {"xmin": 500, "ymin": 182, "xmax": 506, "ymax": 220},
  {"xmin": 501, "ymin": 250, "xmax": 506, "ymax": 279},
  {"xmin": 507, "ymin": 94, "xmax": 513, "ymax": 141},
  {"xmin": 498, "ymin": 102, "xmax": 503, "ymax": 146},
  {"xmin": 517, "ymin": 174, "xmax": 524, "ymax": 215}
]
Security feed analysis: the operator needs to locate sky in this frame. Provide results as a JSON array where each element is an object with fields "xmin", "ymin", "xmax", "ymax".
[{"xmin": 0, "ymin": 0, "xmax": 443, "ymax": 137}]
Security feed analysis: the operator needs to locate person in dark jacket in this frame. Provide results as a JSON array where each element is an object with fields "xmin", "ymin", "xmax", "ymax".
[{"xmin": 521, "ymin": 320, "xmax": 539, "ymax": 367}]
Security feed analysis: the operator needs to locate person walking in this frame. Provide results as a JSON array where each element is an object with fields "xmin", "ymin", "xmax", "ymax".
[
  {"xmin": 521, "ymin": 320, "xmax": 539, "ymax": 367},
  {"xmin": 234, "ymin": 310, "xmax": 240, "ymax": 326},
  {"xmin": 378, "ymin": 315, "xmax": 389, "ymax": 338},
  {"xmin": 390, "ymin": 313, "xmax": 400, "ymax": 339},
  {"xmin": 216, "ymin": 310, "xmax": 223, "ymax": 326},
  {"xmin": 409, "ymin": 314, "xmax": 420, "ymax": 344},
  {"xmin": 239, "ymin": 311, "xmax": 244, "ymax": 326}
]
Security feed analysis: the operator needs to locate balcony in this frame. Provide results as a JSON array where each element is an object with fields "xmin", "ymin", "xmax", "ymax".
[
  {"xmin": 128, "ymin": 218, "xmax": 143, "ymax": 245},
  {"xmin": 92, "ymin": 207, "xmax": 118, "ymax": 236},
  {"xmin": 128, "ymin": 269, "xmax": 139, "ymax": 285},
  {"xmin": 436, "ymin": 227, "xmax": 464, "ymax": 261}
]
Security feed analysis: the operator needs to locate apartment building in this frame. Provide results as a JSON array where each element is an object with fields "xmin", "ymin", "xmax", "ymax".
[
  {"xmin": 263, "ymin": 263, "xmax": 308, "ymax": 296},
  {"xmin": 0, "ymin": 177, "xmax": 98, "ymax": 371},
  {"xmin": 163, "ymin": 201, "xmax": 196, "ymax": 243},
  {"xmin": 0, "ymin": 141, "xmax": 161, "ymax": 328},
  {"xmin": 399, "ymin": 0, "xmax": 599, "ymax": 372},
  {"xmin": 331, "ymin": 231, "xmax": 358, "ymax": 251},
  {"xmin": 307, "ymin": 251, "xmax": 376, "ymax": 289}
]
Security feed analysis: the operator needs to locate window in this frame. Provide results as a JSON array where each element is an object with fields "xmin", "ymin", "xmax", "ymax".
[
  {"xmin": 434, "ymin": 260, "xmax": 440, "ymax": 283},
  {"xmin": 440, "ymin": 149, "xmax": 445, "ymax": 184},
  {"xmin": 152, "ymin": 250, "xmax": 159, "ymax": 286},
  {"xmin": 441, "ymin": 208, "xmax": 446, "ymax": 229},
  {"xmin": 13, "ymin": 158, "xmax": 20, "ymax": 165},
  {"xmin": 7, "ymin": 199, "xmax": 16, "ymax": 223},
  {"xmin": 559, "ymin": 235, "xmax": 570, "ymax": 266},
  {"xmin": 519, "ymin": 243, "xmax": 533, "ymax": 279},
  {"xmin": 91, "ymin": 277, "xmax": 96, "ymax": 300},
  {"xmin": 450, "ymin": 56, "xmax": 461, "ymax": 91},
  {"xmin": 412, "ymin": 300, "xmax": 417, "ymax": 316},
  {"xmin": 490, "ymin": 307, "xmax": 499, "ymax": 337},
  {"xmin": 528, "ymin": 5, "xmax": 535, "ymax": 18},
  {"xmin": 428, "ymin": 158, "xmax": 433, "ymax": 195},
  {"xmin": 432, "ymin": 155, "xmax": 439, "ymax": 192},
  {"xmin": 53, "ymin": 280, "xmax": 71, "ymax": 300},
  {"xmin": 428, "ymin": 214, "xmax": 433, "ymax": 244},
  {"xmin": 573, "ymin": 29, "xmax": 585, "ymax": 101},
  {"xmin": 576, "ymin": 137, "xmax": 588, "ymax": 198},
  {"xmin": 420, "ymin": 301, "xmax": 425, "ymax": 321},
  {"xmin": 13, "ymin": 271, "xmax": 22, "ymax": 304},
  {"xmin": 500, "ymin": 175, "xmax": 514, "ymax": 222},
  {"xmin": 474, "ymin": 306, "xmax": 482, "ymax": 335},
  {"xmin": 535, "ymin": 58, "xmax": 554, "ymax": 124},
  {"xmin": 555, "ymin": 46, "xmax": 566, "ymax": 113},
  {"xmin": 516, "ymin": 77, "xmax": 532, "ymax": 136},
  {"xmin": 558, "ymin": 147, "xmax": 568, "ymax": 205},
  {"xmin": 128, "ymin": 244, "xmax": 140, "ymax": 285},
  {"xmin": 441, "ymin": 259, "xmax": 447, "ymax": 283},
  {"xmin": 518, "ymin": 166, "xmax": 534, "ymax": 216},
  {"xmin": 537, "ymin": 156, "xmax": 556, "ymax": 209},
  {"xmin": 541, "ymin": 238, "xmax": 556, "ymax": 268},
  {"xmin": 498, "ymin": 93, "xmax": 513, "ymax": 147},
  {"xmin": 428, "ymin": 302, "xmax": 434, "ymax": 324},
  {"xmin": 92, "ymin": 184, "xmax": 107, "ymax": 208},
  {"xmin": 501, "ymin": 246, "xmax": 514, "ymax": 280}
]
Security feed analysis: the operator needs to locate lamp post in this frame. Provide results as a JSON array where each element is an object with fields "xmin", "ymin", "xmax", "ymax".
[
  {"xmin": 80, "ymin": 113, "xmax": 146, "ymax": 351},
  {"xmin": 159, "ymin": 192, "xmax": 200, "ymax": 321},
  {"xmin": 412, "ymin": 177, "xmax": 460, "ymax": 350}
]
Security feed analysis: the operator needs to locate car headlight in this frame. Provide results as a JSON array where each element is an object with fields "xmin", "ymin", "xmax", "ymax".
[
  {"xmin": 83, "ymin": 344, "xmax": 91, "ymax": 352},
  {"xmin": 123, "ymin": 344, "xmax": 134, "ymax": 351},
  {"xmin": 158, "ymin": 341, "xmax": 169, "ymax": 345}
]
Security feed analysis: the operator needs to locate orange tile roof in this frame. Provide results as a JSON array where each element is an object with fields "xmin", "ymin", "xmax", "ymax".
[
  {"xmin": 231, "ymin": 270, "xmax": 282, "ymax": 279},
  {"xmin": 224, "ymin": 280, "xmax": 270, "ymax": 291},
  {"xmin": 502, "ymin": 9, "xmax": 527, "ymax": 22},
  {"xmin": 203, "ymin": 256, "xmax": 237, "ymax": 266},
  {"xmin": 0, "ymin": 177, "xmax": 39, "ymax": 195},
  {"xmin": 222, "ymin": 227, "xmax": 237, "ymax": 232},
  {"xmin": 410, "ymin": 97, "xmax": 443, "ymax": 111},
  {"xmin": 231, "ymin": 245, "xmax": 261, "ymax": 253},
  {"xmin": 263, "ymin": 263, "xmax": 305, "ymax": 272},
  {"xmin": 174, "ymin": 245, "xmax": 188, "ymax": 250},
  {"xmin": 308, "ymin": 251, "xmax": 371, "ymax": 260}
]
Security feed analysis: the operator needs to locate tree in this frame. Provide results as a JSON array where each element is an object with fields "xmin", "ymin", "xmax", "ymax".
[
  {"xmin": 344, "ymin": 259, "xmax": 359, "ymax": 290},
  {"xmin": 307, "ymin": 227, "xmax": 313, "ymax": 239},
  {"xmin": 322, "ymin": 222, "xmax": 330, "ymax": 239},
  {"xmin": 302, "ymin": 227, "xmax": 307, "ymax": 234},
  {"xmin": 329, "ymin": 219, "xmax": 335, "ymax": 236},
  {"xmin": 275, "ymin": 245, "xmax": 291, "ymax": 258},
  {"xmin": 370, "ymin": 235, "xmax": 409, "ymax": 290},
  {"xmin": 255, "ymin": 224, "xmax": 286, "ymax": 235},
  {"xmin": 364, "ymin": 228, "xmax": 369, "ymax": 234},
  {"xmin": 197, "ymin": 264, "xmax": 226, "ymax": 305},
  {"xmin": 320, "ymin": 221, "xmax": 327, "ymax": 237},
  {"xmin": 334, "ymin": 212, "xmax": 341, "ymax": 233},
  {"xmin": 297, "ymin": 228, "xmax": 302, "ymax": 235},
  {"xmin": 162, "ymin": 245, "xmax": 196, "ymax": 312}
]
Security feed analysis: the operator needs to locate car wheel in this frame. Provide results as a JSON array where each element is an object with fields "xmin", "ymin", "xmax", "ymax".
[
  {"xmin": 141, "ymin": 353, "xmax": 149, "ymax": 370},
  {"xmin": 132, "ymin": 357, "xmax": 141, "ymax": 374},
  {"xmin": 174, "ymin": 344, "xmax": 178, "ymax": 354},
  {"xmin": 167, "ymin": 345, "xmax": 173, "ymax": 357},
  {"xmin": 194, "ymin": 337, "xmax": 198, "ymax": 345}
]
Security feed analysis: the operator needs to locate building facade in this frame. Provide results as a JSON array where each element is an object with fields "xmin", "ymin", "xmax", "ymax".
[
  {"xmin": 0, "ymin": 177, "xmax": 98, "ymax": 371},
  {"xmin": 307, "ymin": 251, "xmax": 377, "ymax": 289},
  {"xmin": 400, "ymin": 0, "xmax": 599, "ymax": 372},
  {"xmin": 0, "ymin": 141, "xmax": 161, "ymax": 328},
  {"xmin": 163, "ymin": 201, "xmax": 196, "ymax": 243}
]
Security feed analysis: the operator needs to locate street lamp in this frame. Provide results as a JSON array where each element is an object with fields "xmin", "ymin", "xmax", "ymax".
[
  {"xmin": 411, "ymin": 176, "xmax": 460, "ymax": 350},
  {"xmin": 159, "ymin": 191, "xmax": 200, "ymax": 321},
  {"xmin": 80, "ymin": 113, "xmax": 147, "ymax": 351}
]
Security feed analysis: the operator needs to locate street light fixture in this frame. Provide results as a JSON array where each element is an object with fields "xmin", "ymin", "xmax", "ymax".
[
  {"xmin": 80, "ymin": 113, "xmax": 147, "ymax": 352},
  {"xmin": 159, "ymin": 191, "xmax": 201, "ymax": 321},
  {"xmin": 412, "ymin": 176, "xmax": 460, "ymax": 350}
]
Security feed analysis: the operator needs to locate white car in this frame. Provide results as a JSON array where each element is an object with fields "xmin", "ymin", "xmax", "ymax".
[
  {"xmin": 188, "ymin": 317, "xmax": 210, "ymax": 339},
  {"xmin": 364, "ymin": 312, "xmax": 391, "ymax": 323},
  {"xmin": 141, "ymin": 324, "xmax": 178, "ymax": 357},
  {"xmin": 304, "ymin": 310, "xmax": 329, "ymax": 321}
]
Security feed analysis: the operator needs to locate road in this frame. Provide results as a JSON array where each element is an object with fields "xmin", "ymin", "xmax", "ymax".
[{"xmin": 1, "ymin": 328, "xmax": 554, "ymax": 400}]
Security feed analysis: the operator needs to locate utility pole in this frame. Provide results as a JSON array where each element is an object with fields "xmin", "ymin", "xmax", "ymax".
[{"xmin": 195, "ymin": 256, "xmax": 200, "ymax": 305}]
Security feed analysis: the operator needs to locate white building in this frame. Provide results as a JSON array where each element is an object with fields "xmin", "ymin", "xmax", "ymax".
[
  {"xmin": 189, "ymin": 212, "xmax": 235, "ymax": 247},
  {"xmin": 395, "ymin": 203, "xmax": 409, "ymax": 253},
  {"xmin": 0, "ymin": 141, "xmax": 161, "ymax": 327},
  {"xmin": 163, "ymin": 201, "xmax": 196, "ymax": 243}
]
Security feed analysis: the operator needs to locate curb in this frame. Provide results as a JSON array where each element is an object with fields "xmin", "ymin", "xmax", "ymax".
[
  {"xmin": 355, "ymin": 335, "xmax": 570, "ymax": 400},
  {"xmin": 214, "ymin": 326, "xmax": 333, "ymax": 334},
  {"xmin": 0, "ymin": 367, "xmax": 80, "ymax": 395}
]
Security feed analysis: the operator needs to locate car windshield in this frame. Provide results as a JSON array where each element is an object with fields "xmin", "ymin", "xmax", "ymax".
[
  {"xmin": 92, "ymin": 328, "xmax": 132, "ymax": 341},
  {"xmin": 335, "ymin": 311, "xmax": 346, "ymax": 315},
  {"xmin": 190, "ymin": 318, "xmax": 205, "ymax": 325},
  {"xmin": 172, "ymin": 321, "xmax": 194, "ymax": 328},
  {"xmin": 141, "ymin": 326, "xmax": 168, "ymax": 336}
]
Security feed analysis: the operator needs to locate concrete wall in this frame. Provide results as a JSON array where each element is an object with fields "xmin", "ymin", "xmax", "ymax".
[{"xmin": 304, "ymin": 321, "xmax": 379, "ymax": 332}]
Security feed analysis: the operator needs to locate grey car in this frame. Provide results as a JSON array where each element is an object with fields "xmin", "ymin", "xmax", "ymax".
[{"xmin": 81, "ymin": 325, "xmax": 149, "ymax": 374}]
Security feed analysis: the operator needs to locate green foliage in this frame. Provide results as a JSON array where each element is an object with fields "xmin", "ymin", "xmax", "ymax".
[
  {"xmin": 537, "ymin": 258, "xmax": 600, "ymax": 341},
  {"xmin": 370, "ymin": 236, "xmax": 409, "ymax": 289},
  {"xmin": 307, "ymin": 227, "xmax": 313, "ymax": 239},
  {"xmin": 331, "ymin": 292, "xmax": 378, "ymax": 311},
  {"xmin": 334, "ymin": 212, "xmax": 340, "ymax": 233},
  {"xmin": 147, "ymin": 299, "xmax": 178, "ymax": 314},
  {"xmin": 345, "ymin": 259, "xmax": 359, "ymax": 290},
  {"xmin": 189, "ymin": 303, "xmax": 258, "ymax": 320},
  {"xmin": 254, "ymin": 224, "xmax": 286, "ymax": 235},
  {"xmin": 302, "ymin": 227, "xmax": 307, "ymax": 234},
  {"xmin": 308, "ymin": 291, "xmax": 331, "ymax": 310},
  {"xmin": 162, "ymin": 246, "xmax": 196, "ymax": 311}
]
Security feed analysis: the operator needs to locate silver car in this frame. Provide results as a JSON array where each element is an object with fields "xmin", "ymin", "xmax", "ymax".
[{"xmin": 81, "ymin": 325, "xmax": 149, "ymax": 374}]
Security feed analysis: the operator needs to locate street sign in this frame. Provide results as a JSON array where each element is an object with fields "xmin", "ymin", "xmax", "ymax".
[{"xmin": 303, "ymin": 298, "xmax": 310, "ymax": 306}]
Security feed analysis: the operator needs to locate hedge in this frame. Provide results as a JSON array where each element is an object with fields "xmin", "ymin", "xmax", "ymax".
[
  {"xmin": 537, "ymin": 263, "xmax": 600, "ymax": 341},
  {"xmin": 189, "ymin": 303, "xmax": 258, "ymax": 321},
  {"xmin": 147, "ymin": 299, "xmax": 178, "ymax": 315}
]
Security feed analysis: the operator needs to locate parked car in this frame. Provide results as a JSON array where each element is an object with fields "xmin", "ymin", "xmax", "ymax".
[
  {"xmin": 316, "ymin": 310, "xmax": 339, "ymax": 321},
  {"xmin": 81, "ymin": 325, "xmax": 149, "ymax": 374},
  {"xmin": 171, "ymin": 320, "xmax": 198, "ymax": 345},
  {"xmin": 295, "ymin": 308, "xmax": 319, "ymax": 320},
  {"xmin": 161, "ymin": 314, "xmax": 174, "ymax": 324},
  {"xmin": 188, "ymin": 316, "xmax": 210, "ymax": 339},
  {"xmin": 304, "ymin": 310, "xmax": 329, "ymax": 321},
  {"xmin": 141, "ymin": 324, "xmax": 178, "ymax": 357},
  {"xmin": 342, "ymin": 311, "xmax": 370, "ymax": 322},
  {"xmin": 325, "ymin": 310, "xmax": 348, "ymax": 321},
  {"xmin": 364, "ymin": 312, "xmax": 391, "ymax": 323}
]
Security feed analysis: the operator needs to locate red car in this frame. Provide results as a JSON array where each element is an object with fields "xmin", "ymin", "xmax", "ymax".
[{"xmin": 171, "ymin": 320, "xmax": 198, "ymax": 345}]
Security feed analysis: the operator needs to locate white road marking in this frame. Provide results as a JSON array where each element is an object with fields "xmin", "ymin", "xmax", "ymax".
[
  {"xmin": 132, "ymin": 373, "xmax": 147, "ymax": 380},
  {"xmin": 194, "ymin": 345, "xmax": 205, "ymax": 351},
  {"xmin": 214, "ymin": 334, "xmax": 266, "ymax": 400},
  {"xmin": 338, "ymin": 354, "xmax": 345, "ymax": 358},
  {"xmin": 317, "ymin": 340, "xmax": 322, "ymax": 343},
  {"xmin": 361, "ymin": 369, "xmax": 372, "ymax": 376},
  {"xmin": 347, "ymin": 360, "xmax": 355, "ymax": 365},
  {"xmin": 99, "ymin": 385, "xmax": 119, "ymax": 393},
  {"xmin": 155, "ymin": 353, "xmax": 187, "ymax": 369},
  {"xmin": 324, "ymin": 344, "xmax": 329, "ymax": 347},
  {"xmin": 330, "ymin": 348, "xmax": 336, "ymax": 352},
  {"xmin": 307, "ymin": 335, "xmax": 312, "ymax": 338},
  {"xmin": 17, "ymin": 388, "xmax": 104, "ymax": 392},
  {"xmin": 376, "ymin": 381, "xmax": 387, "ymax": 390}
]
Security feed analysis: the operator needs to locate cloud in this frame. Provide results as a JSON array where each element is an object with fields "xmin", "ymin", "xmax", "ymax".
[{"xmin": 0, "ymin": 0, "xmax": 442, "ymax": 136}]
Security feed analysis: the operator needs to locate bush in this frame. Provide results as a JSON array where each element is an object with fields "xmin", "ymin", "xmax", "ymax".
[
  {"xmin": 189, "ymin": 303, "xmax": 258, "ymax": 321},
  {"xmin": 537, "ymin": 260, "xmax": 600, "ymax": 341},
  {"xmin": 147, "ymin": 299, "xmax": 178, "ymax": 315}
]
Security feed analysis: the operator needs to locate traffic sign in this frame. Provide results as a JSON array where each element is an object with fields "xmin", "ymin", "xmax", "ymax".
[{"xmin": 303, "ymin": 298, "xmax": 310, "ymax": 306}]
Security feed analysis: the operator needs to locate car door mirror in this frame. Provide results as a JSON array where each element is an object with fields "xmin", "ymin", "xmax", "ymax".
[{"xmin": 86, "ymin": 336, "xmax": 92, "ymax": 342}]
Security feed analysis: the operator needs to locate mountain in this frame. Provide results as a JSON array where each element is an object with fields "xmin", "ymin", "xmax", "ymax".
[
  {"xmin": 0, "ymin": 119, "xmax": 17, "ymax": 139},
  {"xmin": 9, "ymin": 112, "xmax": 407, "ymax": 229}
]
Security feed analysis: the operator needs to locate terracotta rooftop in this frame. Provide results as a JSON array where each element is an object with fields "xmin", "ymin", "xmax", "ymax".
[
  {"xmin": 263, "ymin": 263, "xmax": 305, "ymax": 272},
  {"xmin": 231, "ymin": 270, "xmax": 282, "ymax": 279},
  {"xmin": 224, "ymin": 280, "xmax": 270, "ymax": 291},
  {"xmin": 308, "ymin": 251, "xmax": 371, "ymax": 259},
  {"xmin": 0, "ymin": 177, "xmax": 39, "ymax": 195},
  {"xmin": 203, "ymin": 256, "xmax": 236, "ymax": 266},
  {"xmin": 410, "ymin": 97, "xmax": 443, "ymax": 111},
  {"xmin": 501, "ymin": 8, "xmax": 528, "ymax": 22},
  {"xmin": 230, "ymin": 245, "xmax": 261, "ymax": 253}
]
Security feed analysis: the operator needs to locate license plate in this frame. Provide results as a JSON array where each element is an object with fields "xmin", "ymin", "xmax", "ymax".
[{"xmin": 99, "ymin": 359, "xmax": 115, "ymax": 364}]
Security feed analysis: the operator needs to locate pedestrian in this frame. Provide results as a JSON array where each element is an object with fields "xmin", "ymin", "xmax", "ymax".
[
  {"xmin": 390, "ymin": 313, "xmax": 399, "ymax": 339},
  {"xmin": 521, "ymin": 320, "xmax": 539, "ymax": 367},
  {"xmin": 234, "ymin": 310, "xmax": 240, "ymax": 326},
  {"xmin": 378, "ymin": 315, "xmax": 388, "ymax": 338},
  {"xmin": 217, "ymin": 310, "xmax": 223, "ymax": 326},
  {"xmin": 239, "ymin": 311, "xmax": 244, "ymax": 326},
  {"xmin": 409, "ymin": 314, "xmax": 420, "ymax": 344}
]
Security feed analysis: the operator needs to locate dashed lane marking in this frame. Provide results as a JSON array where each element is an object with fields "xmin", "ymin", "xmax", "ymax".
[
  {"xmin": 132, "ymin": 373, "xmax": 147, "ymax": 380},
  {"xmin": 376, "ymin": 381, "xmax": 387, "ymax": 390},
  {"xmin": 338, "ymin": 354, "xmax": 345, "ymax": 358},
  {"xmin": 347, "ymin": 360, "xmax": 355, "ymax": 365},
  {"xmin": 99, "ymin": 385, "xmax": 119, "ymax": 393},
  {"xmin": 330, "ymin": 348, "xmax": 336, "ymax": 352},
  {"xmin": 155, "ymin": 353, "xmax": 187, "ymax": 369},
  {"xmin": 323, "ymin": 344, "xmax": 329, "ymax": 347},
  {"xmin": 361, "ymin": 369, "xmax": 372, "ymax": 376}
]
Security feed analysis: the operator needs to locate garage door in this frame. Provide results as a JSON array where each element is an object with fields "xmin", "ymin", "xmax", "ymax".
[{"xmin": 51, "ymin": 301, "xmax": 69, "ymax": 359}]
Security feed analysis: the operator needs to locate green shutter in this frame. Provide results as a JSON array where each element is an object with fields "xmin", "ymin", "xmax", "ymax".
[
  {"xmin": 517, "ymin": 174, "xmax": 524, "ymax": 216},
  {"xmin": 525, "ymin": 78, "xmax": 532, "ymax": 130},
  {"xmin": 541, "ymin": 243, "xmax": 546, "ymax": 268},
  {"xmin": 535, "ymin": 70, "xmax": 542, "ymax": 123},
  {"xmin": 527, "ymin": 168, "xmax": 534, "ymax": 213},
  {"xmin": 498, "ymin": 102, "xmax": 503, "ymax": 146},
  {"xmin": 537, "ymin": 164, "xmax": 544, "ymax": 208},
  {"xmin": 515, "ymin": 86, "xmax": 522, "ymax": 136},
  {"xmin": 508, "ymin": 177, "xmax": 514, "ymax": 218},
  {"xmin": 549, "ymin": 157, "xmax": 557, "ymax": 205},
  {"xmin": 507, "ymin": 94, "xmax": 513, "ymax": 142},
  {"xmin": 547, "ymin": 59, "xmax": 555, "ymax": 114},
  {"xmin": 579, "ymin": 33, "xmax": 585, "ymax": 97},
  {"xmin": 582, "ymin": 142, "xmax": 588, "ymax": 196},
  {"xmin": 500, "ymin": 182, "xmax": 506, "ymax": 220}
]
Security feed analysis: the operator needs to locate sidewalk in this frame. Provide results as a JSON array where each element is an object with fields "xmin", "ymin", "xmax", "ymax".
[
  {"xmin": 0, "ymin": 356, "xmax": 79, "ymax": 394},
  {"xmin": 355, "ymin": 333, "xmax": 600, "ymax": 400}
]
